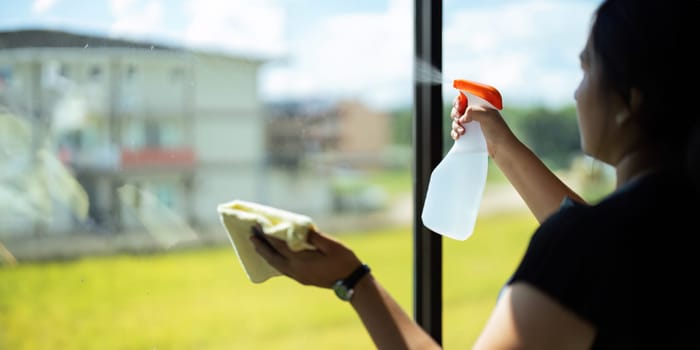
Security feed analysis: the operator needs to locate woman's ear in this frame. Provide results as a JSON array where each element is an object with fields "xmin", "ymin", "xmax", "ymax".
[
  {"xmin": 616, "ymin": 88, "xmax": 643, "ymax": 127},
  {"xmin": 615, "ymin": 110, "xmax": 630, "ymax": 126},
  {"xmin": 628, "ymin": 87, "xmax": 643, "ymax": 117}
]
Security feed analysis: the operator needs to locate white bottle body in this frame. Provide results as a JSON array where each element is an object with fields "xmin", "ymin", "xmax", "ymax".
[{"xmin": 421, "ymin": 119, "xmax": 488, "ymax": 240}]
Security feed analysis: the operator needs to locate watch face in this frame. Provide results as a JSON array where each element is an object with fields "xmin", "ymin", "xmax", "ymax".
[
  {"xmin": 333, "ymin": 280, "xmax": 354, "ymax": 301},
  {"xmin": 332, "ymin": 264, "xmax": 369, "ymax": 301}
]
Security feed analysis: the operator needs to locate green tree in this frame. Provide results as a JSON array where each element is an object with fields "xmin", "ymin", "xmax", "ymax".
[
  {"xmin": 390, "ymin": 104, "xmax": 582, "ymax": 171},
  {"xmin": 390, "ymin": 107, "xmax": 413, "ymax": 146},
  {"xmin": 510, "ymin": 105, "xmax": 581, "ymax": 170}
]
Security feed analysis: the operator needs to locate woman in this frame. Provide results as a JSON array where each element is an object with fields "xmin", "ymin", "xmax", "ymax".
[{"xmin": 251, "ymin": 0, "xmax": 700, "ymax": 348}]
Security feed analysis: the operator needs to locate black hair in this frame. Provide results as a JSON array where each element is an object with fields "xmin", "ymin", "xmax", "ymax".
[{"xmin": 592, "ymin": 0, "xmax": 699, "ymax": 187}]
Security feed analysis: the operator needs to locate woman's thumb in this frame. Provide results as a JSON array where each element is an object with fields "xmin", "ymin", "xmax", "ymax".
[{"xmin": 464, "ymin": 105, "xmax": 488, "ymax": 123}]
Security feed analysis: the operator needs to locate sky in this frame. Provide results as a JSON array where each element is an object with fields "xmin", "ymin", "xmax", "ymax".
[{"xmin": 0, "ymin": 0, "xmax": 602, "ymax": 110}]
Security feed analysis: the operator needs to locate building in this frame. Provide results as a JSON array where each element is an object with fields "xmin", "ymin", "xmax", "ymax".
[
  {"xmin": 0, "ymin": 29, "xmax": 301, "ymax": 236},
  {"xmin": 266, "ymin": 99, "xmax": 391, "ymax": 213},
  {"xmin": 266, "ymin": 99, "xmax": 391, "ymax": 170},
  {"xmin": 0, "ymin": 29, "xmax": 399, "ymax": 239}
]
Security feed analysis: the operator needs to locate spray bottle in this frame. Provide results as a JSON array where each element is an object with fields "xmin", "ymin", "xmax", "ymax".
[{"xmin": 421, "ymin": 79, "xmax": 503, "ymax": 240}]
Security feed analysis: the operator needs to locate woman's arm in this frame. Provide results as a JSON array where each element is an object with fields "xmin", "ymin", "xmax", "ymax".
[
  {"xmin": 350, "ymin": 273, "xmax": 440, "ymax": 350},
  {"xmin": 451, "ymin": 99, "xmax": 585, "ymax": 223},
  {"xmin": 474, "ymin": 283, "xmax": 595, "ymax": 349},
  {"xmin": 489, "ymin": 132, "xmax": 585, "ymax": 223},
  {"xmin": 250, "ymin": 229, "xmax": 440, "ymax": 350}
]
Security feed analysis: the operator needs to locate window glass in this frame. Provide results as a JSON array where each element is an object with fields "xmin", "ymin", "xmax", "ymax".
[
  {"xmin": 0, "ymin": 1, "xmax": 413, "ymax": 349},
  {"xmin": 442, "ymin": 0, "xmax": 612, "ymax": 348},
  {"xmin": 0, "ymin": 1, "xmax": 617, "ymax": 348}
]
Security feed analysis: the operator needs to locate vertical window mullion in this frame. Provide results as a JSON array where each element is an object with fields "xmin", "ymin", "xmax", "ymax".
[{"xmin": 413, "ymin": 0, "xmax": 443, "ymax": 345}]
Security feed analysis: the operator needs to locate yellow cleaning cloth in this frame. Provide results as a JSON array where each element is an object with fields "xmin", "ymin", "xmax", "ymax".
[{"xmin": 217, "ymin": 200, "xmax": 317, "ymax": 283}]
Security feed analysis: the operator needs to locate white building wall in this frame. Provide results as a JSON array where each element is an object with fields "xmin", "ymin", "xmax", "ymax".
[
  {"xmin": 190, "ymin": 54, "xmax": 266, "ymax": 228},
  {"xmin": 192, "ymin": 55, "xmax": 259, "ymax": 110},
  {"xmin": 0, "ymin": 45, "xmax": 334, "ymax": 237},
  {"xmin": 123, "ymin": 56, "xmax": 188, "ymax": 117},
  {"xmin": 193, "ymin": 165, "xmax": 262, "ymax": 230},
  {"xmin": 194, "ymin": 117, "xmax": 261, "ymax": 162}
]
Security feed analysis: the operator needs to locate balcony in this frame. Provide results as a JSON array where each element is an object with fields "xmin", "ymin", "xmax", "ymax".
[{"xmin": 120, "ymin": 147, "xmax": 196, "ymax": 170}]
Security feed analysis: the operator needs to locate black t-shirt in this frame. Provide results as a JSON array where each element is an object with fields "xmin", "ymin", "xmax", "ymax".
[{"xmin": 507, "ymin": 171, "xmax": 700, "ymax": 349}]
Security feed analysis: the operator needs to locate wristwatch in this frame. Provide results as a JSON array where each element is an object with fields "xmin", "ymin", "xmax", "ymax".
[{"xmin": 332, "ymin": 264, "xmax": 370, "ymax": 301}]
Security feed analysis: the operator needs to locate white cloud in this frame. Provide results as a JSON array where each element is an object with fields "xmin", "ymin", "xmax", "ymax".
[
  {"xmin": 100, "ymin": 0, "xmax": 598, "ymax": 109},
  {"xmin": 183, "ymin": 0, "xmax": 286, "ymax": 57},
  {"xmin": 263, "ymin": 0, "xmax": 599, "ymax": 109},
  {"xmin": 110, "ymin": 0, "xmax": 139, "ymax": 16},
  {"xmin": 261, "ymin": 0, "xmax": 412, "ymax": 109},
  {"xmin": 442, "ymin": 0, "xmax": 599, "ymax": 107},
  {"xmin": 109, "ymin": 0, "xmax": 166, "ymax": 39},
  {"xmin": 32, "ymin": 0, "xmax": 60, "ymax": 13}
]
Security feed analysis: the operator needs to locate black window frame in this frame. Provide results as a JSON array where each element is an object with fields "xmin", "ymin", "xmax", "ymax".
[{"xmin": 413, "ymin": 0, "xmax": 443, "ymax": 345}]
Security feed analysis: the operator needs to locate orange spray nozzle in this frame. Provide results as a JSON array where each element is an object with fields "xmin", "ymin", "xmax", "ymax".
[{"xmin": 453, "ymin": 79, "xmax": 503, "ymax": 110}]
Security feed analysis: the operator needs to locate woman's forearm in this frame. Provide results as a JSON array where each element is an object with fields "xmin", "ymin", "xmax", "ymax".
[
  {"xmin": 350, "ymin": 274, "xmax": 441, "ymax": 350},
  {"xmin": 493, "ymin": 138, "xmax": 585, "ymax": 223}
]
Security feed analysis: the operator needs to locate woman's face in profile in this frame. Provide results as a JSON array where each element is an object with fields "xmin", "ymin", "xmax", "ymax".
[{"xmin": 574, "ymin": 34, "xmax": 626, "ymax": 165}]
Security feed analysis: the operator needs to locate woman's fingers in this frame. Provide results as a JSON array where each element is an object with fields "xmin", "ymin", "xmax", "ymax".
[
  {"xmin": 250, "ymin": 226, "xmax": 363, "ymax": 288},
  {"xmin": 250, "ymin": 235, "xmax": 290, "ymax": 274},
  {"xmin": 450, "ymin": 103, "xmax": 463, "ymax": 120},
  {"xmin": 451, "ymin": 119, "xmax": 464, "ymax": 140},
  {"xmin": 459, "ymin": 106, "xmax": 476, "ymax": 124},
  {"xmin": 452, "ymin": 119, "xmax": 464, "ymax": 134},
  {"xmin": 306, "ymin": 228, "xmax": 332, "ymax": 252},
  {"xmin": 452, "ymin": 105, "xmax": 497, "ymax": 140},
  {"xmin": 250, "ymin": 225, "xmax": 293, "ymax": 259},
  {"xmin": 263, "ymin": 235, "xmax": 294, "ymax": 259}
]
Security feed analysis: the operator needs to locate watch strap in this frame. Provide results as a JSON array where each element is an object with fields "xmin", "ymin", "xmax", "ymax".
[
  {"xmin": 343, "ymin": 263, "xmax": 370, "ymax": 290},
  {"xmin": 333, "ymin": 263, "xmax": 370, "ymax": 301}
]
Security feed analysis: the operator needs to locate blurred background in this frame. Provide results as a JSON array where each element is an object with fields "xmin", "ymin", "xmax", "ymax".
[{"xmin": 0, "ymin": 0, "xmax": 611, "ymax": 349}]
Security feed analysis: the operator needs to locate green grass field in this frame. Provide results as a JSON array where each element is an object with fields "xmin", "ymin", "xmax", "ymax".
[{"xmin": 0, "ymin": 210, "xmax": 537, "ymax": 350}]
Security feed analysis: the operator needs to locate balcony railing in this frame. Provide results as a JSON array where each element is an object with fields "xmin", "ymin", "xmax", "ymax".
[{"xmin": 120, "ymin": 147, "xmax": 196, "ymax": 170}]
